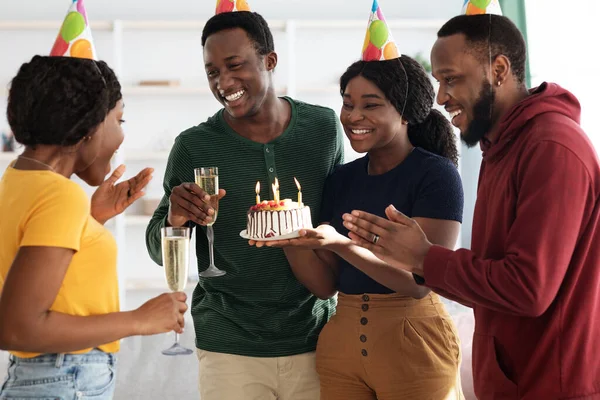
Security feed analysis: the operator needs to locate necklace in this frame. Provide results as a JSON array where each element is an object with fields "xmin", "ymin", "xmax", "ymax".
[{"xmin": 17, "ymin": 155, "xmax": 56, "ymax": 172}]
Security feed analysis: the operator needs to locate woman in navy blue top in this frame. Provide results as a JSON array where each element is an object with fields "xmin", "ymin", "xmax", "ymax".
[{"xmin": 254, "ymin": 55, "xmax": 465, "ymax": 398}]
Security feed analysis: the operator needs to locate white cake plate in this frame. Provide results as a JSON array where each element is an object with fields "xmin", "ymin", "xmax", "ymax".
[{"xmin": 240, "ymin": 229, "xmax": 301, "ymax": 241}]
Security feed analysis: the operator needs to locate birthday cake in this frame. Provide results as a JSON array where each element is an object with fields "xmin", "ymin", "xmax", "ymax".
[{"xmin": 247, "ymin": 199, "xmax": 312, "ymax": 239}]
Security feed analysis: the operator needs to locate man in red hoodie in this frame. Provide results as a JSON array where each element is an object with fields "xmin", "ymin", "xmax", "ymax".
[{"xmin": 341, "ymin": 14, "xmax": 600, "ymax": 400}]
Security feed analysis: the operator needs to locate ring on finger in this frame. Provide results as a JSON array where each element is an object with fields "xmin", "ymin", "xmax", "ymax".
[{"xmin": 372, "ymin": 234, "xmax": 380, "ymax": 244}]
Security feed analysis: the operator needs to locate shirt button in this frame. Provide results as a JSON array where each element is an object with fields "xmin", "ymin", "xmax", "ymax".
[
  {"xmin": 269, "ymin": 167, "xmax": 274, "ymax": 172},
  {"xmin": 361, "ymin": 349, "xmax": 368, "ymax": 357},
  {"xmin": 266, "ymin": 148, "xmax": 270, "ymax": 153},
  {"xmin": 360, "ymin": 335, "xmax": 367, "ymax": 343},
  {"xmin": 360, "ymin": 317, "xmax": 368, "ymax": 325},
  {"xmin": 362, "ymin": 304, "xmax": 369, "ymax": 312},
  {"xmin": 362, "ymin": 295, "xmax": 370, "ymax": 302}
]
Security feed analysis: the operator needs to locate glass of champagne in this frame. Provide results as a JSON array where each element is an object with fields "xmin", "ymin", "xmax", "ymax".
[
  {"xmin": 194, "ymin": 167, "xmax": 226, "ymax": 278},
  {"xmin": 160, "ymin": 226, "xmax": 194, "ymax": 356}
]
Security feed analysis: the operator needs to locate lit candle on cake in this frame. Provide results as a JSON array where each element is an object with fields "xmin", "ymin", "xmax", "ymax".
[
  {"xmin": 294, "ymin": 177, "xmax": 302, "ymax": 206},
  {"xmin": 255, "ymin": 181, "xmax": 260, "ymax": 204},
  {"xmin": 274, "ymin": 178, "xmax": 280, "ymax": 203}
]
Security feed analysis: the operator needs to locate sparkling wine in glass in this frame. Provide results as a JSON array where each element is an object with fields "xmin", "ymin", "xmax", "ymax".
[
  {"xmin": 161, "ymin": 226, "xmax": 194, "ymax": 356},
  {"xmin": 194, "ymin": 167, "xmax": 226, "ymax": 278}
]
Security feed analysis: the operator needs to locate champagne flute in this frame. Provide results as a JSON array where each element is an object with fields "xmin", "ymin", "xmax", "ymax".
[
  {"xmin": 160, "ymin": 226, "xmax": 194, "ymax": 356},
  {"xmin": 194, "ymin": 167, "xmax": 226, "ymax": 278}
]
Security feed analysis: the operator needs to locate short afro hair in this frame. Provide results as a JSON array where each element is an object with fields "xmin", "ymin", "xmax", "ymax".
[
  {"xmin": 7, "ymin": 55, "xmax": 121, "ymax": 148},
  {"xmin": 438, "ymin": 14, "xmax": 527, "ymax": 86},
  {"xmin": 201, "ymin": 11, "xmax": 274, "ymax": 56}
]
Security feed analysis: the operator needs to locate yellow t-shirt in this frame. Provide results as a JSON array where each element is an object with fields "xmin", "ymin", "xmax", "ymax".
[{"xmin": 0, "ymin": 165, "xmax": 120, "ymax": 358}]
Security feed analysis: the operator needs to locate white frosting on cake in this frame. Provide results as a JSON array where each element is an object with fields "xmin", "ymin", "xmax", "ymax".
[{"xmin": 247, "ymin": 206, "xmax": 312, "ymax": 239}]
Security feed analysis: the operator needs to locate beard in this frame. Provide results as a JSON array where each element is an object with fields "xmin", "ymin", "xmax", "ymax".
[{"xmin": 461, "ymin": 80, "xmax": 495, "ymax": 148}]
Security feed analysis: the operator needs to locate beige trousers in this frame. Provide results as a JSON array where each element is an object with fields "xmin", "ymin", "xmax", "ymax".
[{"xmin": 196, "ymin": 349, "xmax": 320, "ymax": 400}]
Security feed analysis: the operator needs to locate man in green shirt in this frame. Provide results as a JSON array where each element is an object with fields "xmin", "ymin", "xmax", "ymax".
[{"xmin": 145, "ymin": 10, "xmax": 344, "ymax": 400}]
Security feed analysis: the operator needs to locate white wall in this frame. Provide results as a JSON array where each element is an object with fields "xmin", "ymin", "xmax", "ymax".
[
  {"xmin": 0, "ymin": 0, "xmax": 458, "ymax": 20},
  {"xmin": 526, "ymin": 0, "xmax": 599, "ymax": 151}
]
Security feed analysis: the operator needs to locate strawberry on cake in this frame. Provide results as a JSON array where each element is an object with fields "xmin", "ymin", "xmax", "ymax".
[{"xmin": 247, "ymin": 199, "xmax": 312, "ymax": 239}]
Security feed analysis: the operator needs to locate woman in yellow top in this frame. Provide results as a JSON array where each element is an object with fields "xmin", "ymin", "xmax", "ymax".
[{"xmin": 0, "ymin": 55, "xmax": 188, "ymax": 399}]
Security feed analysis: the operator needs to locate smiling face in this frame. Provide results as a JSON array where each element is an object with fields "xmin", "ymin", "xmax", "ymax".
[
  {"xmin": 203, "ymin": 28, "xmax": 277, "ymax": 120},
  {"xmin": 431, "ymin": 33, "xmax": 496, "ymax": 147},
  {"xmin": 76, "ymin": 100, "xmax": 125, "ymax": 186},
  {"xmin": 340, "ymin": 75, "xmax": 406, "ymax": 154}
]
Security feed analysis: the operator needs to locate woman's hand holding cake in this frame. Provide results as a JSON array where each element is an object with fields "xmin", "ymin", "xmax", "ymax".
[{"xmin": 249, "ymin": 224, "xmax": 345, "ymax": 249}]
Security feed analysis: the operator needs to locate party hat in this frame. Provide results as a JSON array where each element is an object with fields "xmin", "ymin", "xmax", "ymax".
[
  {"xmin": 461, "ymin": 0, "xmax": 503, "ymax": 16},
  {"xmin": 215, "ymin": 0, "xmax": 251, "ymax": 14},
  {"xmin": 50, "ymin": 0, "xmax": 97, "ymax": 59},
  {"xmin": 361, "ymin": 0, "xmax": 400, "ymax": 61}
]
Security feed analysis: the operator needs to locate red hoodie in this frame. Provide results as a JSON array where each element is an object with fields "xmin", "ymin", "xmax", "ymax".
[{"xmin": 423, "ymin": 83, "xmax": 600, "ymax": 399}]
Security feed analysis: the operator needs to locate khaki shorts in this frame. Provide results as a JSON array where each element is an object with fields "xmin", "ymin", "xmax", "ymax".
[{"xmin": 316, "ymin": 292, "xmax": 464, "ymax": 400}]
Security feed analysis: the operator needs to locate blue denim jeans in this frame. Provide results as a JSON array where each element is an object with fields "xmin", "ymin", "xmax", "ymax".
[{"xmin": 0, "ymin": 349, "xmax": 117, "ymax": 399}]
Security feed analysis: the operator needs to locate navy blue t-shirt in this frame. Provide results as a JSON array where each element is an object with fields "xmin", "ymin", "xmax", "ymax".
[{"xmin": 320, "ymin": 148, "xmax": 464, "ymax": 294}]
